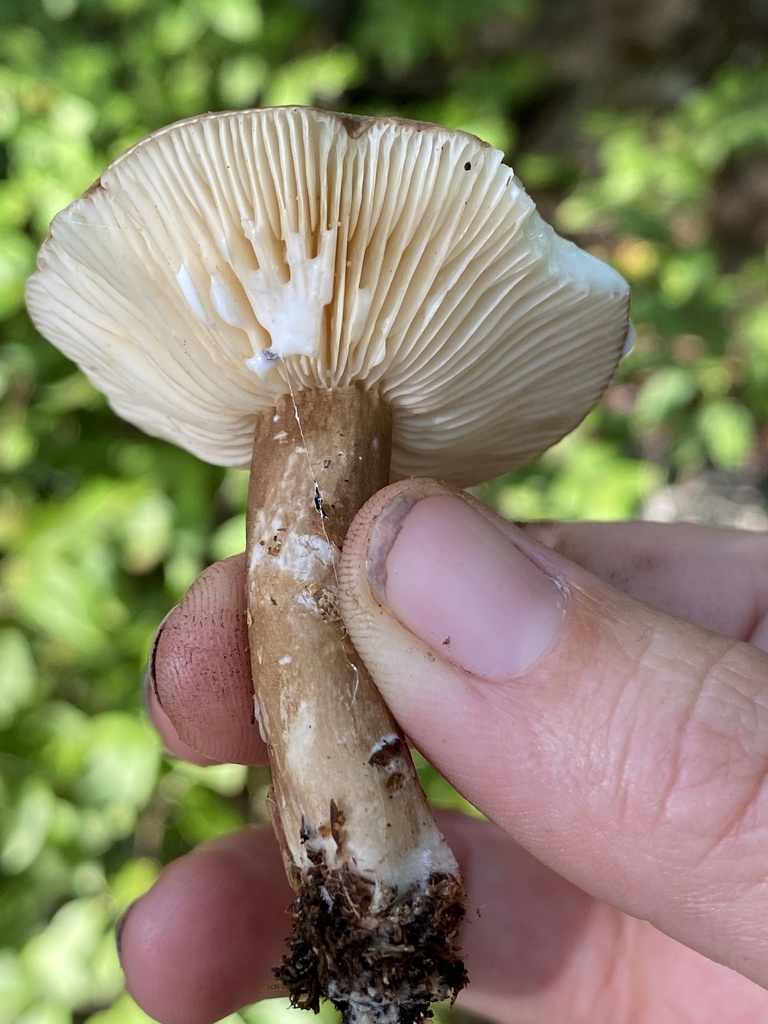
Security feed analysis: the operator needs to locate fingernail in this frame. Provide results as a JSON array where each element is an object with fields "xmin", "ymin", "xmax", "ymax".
[
  {"xmin": 368, "ymin": 493, "xmax": 565, "ymax": 680},
  {"xmin": 142, "ymin": 607, "xmax": 176, "ymax": 712}
]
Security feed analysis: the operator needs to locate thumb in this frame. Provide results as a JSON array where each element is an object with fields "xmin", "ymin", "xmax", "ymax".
[{"xmin": 339, "ymin": 479, "xmax": 768, "ymax": 987}]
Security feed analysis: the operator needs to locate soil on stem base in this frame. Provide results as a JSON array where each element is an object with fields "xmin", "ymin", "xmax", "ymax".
[{"xmin": 277, "ymin": 850, "xmax": 467, "ymax": 1024}]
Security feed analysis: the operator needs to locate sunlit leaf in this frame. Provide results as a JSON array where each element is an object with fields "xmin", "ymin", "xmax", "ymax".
[
  {"xmin": 1, "ymin": 778, "xmax": 56, "ymax": 875},
  {"xmin": 0, "ymin": 950, "xmax": 30, "ymax": 1024},
  {"xmin": 0, "ymin": 627, "xmax": 37, "ymax": 727},
  {"xmin": 211, "ymin": 512, "xmax": 246, "ymax": 561},
  {"xmin": 632, "ymin": 366, "xmax": 697, "ymax": 427},
  {"xmin": 0, "ymin": 231, "xmax": 35, "ymax": 316},
  {"xmin": 20, "ymin": 896, "xmax": 115, "ymax": 1008},
  {"xmin": 77, "ymin": 714, "xmax": 160, "ymax": 810},
  {"xmin": 698, "ymin": 399, "xmax": 755, "ymax": 469},
  {"xmin": 109, "ymin": 858, "xmax": 159, "ymax": 913},
  {"xmin": 265, "ymin": 49, "xmax": 361, "ymax": 107}
]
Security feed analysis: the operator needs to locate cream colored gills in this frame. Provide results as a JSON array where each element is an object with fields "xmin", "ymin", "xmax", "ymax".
[{"xmin": 27, "ymin": 106, "xmax": 631, "ymax": 483}]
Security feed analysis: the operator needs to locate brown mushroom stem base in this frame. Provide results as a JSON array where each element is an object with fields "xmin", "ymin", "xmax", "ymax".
[
  {"xmin": 277, "ymin": 861, "xmax": 467, "ymax": 1024},
  {"xmin": 246, "ymin": 386, "xmax": 466, "ymax": 1024}
]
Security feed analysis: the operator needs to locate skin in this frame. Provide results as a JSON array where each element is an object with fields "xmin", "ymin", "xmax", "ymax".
[{"xmin": 123, "ymin": 479, "xmax": 768, "ymax": 1024}]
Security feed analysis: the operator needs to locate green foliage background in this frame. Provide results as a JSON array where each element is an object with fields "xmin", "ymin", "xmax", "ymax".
[{"xmin": 1, "ymin": 1, "xmax": 767, "ymax": 1022}]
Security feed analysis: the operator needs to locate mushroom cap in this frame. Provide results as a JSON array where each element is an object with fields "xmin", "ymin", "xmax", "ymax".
[{"xmin": 26, "ymin": 106, "xmax": 630, "ymax": 485}]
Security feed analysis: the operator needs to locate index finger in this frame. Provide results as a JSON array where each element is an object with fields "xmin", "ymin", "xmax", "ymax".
[{"xmin": 147, "ymin": 554, "xmax": 268, "ymax": 765}]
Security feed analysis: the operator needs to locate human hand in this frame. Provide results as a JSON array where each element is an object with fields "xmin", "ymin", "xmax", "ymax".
[{"xmin": 119, "ymin": 479, "xmax": 768, "ymax": 1024}]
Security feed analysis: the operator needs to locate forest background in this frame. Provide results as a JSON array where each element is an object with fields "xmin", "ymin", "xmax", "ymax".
[{"xmin": 1, "ymin": 0, "xmax": 768, "ymax": 1022}]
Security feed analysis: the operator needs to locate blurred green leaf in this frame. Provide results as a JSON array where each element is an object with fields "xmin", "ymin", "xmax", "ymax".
[
  {"xmin": 698, "ymin": 399, "xmax": 755, "ymax": 470},
  {"xmin": 20, "ymin": 895, "xmax": 118, "ymax": 1009},
  {"xmin": 77, "ymin": 714, "xmax": 160, "ymax": 811},
  {"xmin": 204, "ymin": 0, "xmax": 263, "ymax": 42},
  {"xmin": 632, "ymin": 366, "xmax": 697, "ymax": 427},
  {"xmin": 0, "ymin": 231, "xmax": 35, "ymax": 316},
  {"xmin": 265, "ymin": 49, "xmax": 361, "ymax": 107},
  {"xmin": 109, "ymin": 858, "xmax": 159, "ymax": 914},
  {"xmin": 0, "ymin": 627, "xmax": 37, "ymax": 727},
  {"xmin": 1, "ymin": 778, "xmax": 56, "ymax": 875},
  {"xmin": 211, "ymin": 512, "xmax": 246, "ymax": 561},
  {"xmin": 0, "ymin": 950, "xmax": 29, "ymax": 1024},
  {"xmin": 83, "ymin": 994, "xmax": 156, "ymax": 1024}
]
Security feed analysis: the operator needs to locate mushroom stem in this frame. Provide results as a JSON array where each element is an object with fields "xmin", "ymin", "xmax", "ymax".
[{"xmin": 246, "ymin": 385, "xmax": 466, "ymax": 1024}]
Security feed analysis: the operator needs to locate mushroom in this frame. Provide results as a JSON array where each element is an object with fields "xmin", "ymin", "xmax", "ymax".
[{"xmin": 26, "ymin": 106, "xmax": 631, "ymax": 1024}]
